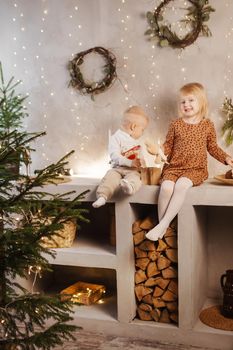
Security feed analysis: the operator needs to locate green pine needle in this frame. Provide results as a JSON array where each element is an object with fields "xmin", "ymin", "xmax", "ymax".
[{"xmin": 0, "ymin": 63, "xmax": 89, "ymax": 349}]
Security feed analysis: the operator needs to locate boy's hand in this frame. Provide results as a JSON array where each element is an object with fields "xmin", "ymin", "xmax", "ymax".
[
  {"xmin": 226, "ymin": 156, "xmax": 233, "ymax": 167},
  {"xmin": 145, "ymin": 140, "xmax": 159, "ymax": 155},
  {"xmin": 131, "ymin": 158, "xmax": 142, "ymax": 168}
]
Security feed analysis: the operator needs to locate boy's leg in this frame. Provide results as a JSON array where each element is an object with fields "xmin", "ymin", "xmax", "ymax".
[
  {"xmin": 146, "ymin": 177, "xmax": 193, "ymax": 241},
  {"xmin": 158, "ymin": 180, "xmax": 175, "ymax": 221},
  {"xmin": 120, "ymin": 170, "xmax": 141, "ymax": 195},
  {"xmin": 92, "ymin": 197, "xmax": 106, "ymax": 208},
  {"xmin": 93, "ymin": 169, "xmax": 122, "ymax": 208}
]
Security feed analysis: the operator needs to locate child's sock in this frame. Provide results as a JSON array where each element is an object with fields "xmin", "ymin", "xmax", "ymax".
[
  {"xmin": 145, "ymin": 221, "xmax": 168, "ymax": 241},
  {"xmin": 92, "ymin": 196, "xmax": 106, "ymax": 208},
  {"xmin": 120, "ymin": 179, "xmax": 133, "ymax": 195}
]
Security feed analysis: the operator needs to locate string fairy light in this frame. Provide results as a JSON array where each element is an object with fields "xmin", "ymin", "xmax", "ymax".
[
  {"xmin": 0, "ymin": 290, "xmax": 43, "ymax": 345},
  {"xmin": 3, "ymin": 0, "xmax": 233, "ymax": 176},
  {"xmin": 222, "ymin": 4, "xmax": 233, "ymax": 102},
  {"xmin": 116, "ymin": 0, "xmax": 144, "ymax": 106},
  {"xmin": 8, "ymin": 1, "xmax": 119, "ymax": 176},
  {"xmin": 6, "ymin": 0, "xmax": 94, "ymax": 173},
  {"xmin": 28, "ymin": 265, "xmax": 42, "ymax": 293}
]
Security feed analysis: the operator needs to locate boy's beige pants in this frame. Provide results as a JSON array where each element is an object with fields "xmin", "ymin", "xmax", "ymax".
[{"xmin": 96, "ymin": 167, "xmax": 141, "ymax": 200}]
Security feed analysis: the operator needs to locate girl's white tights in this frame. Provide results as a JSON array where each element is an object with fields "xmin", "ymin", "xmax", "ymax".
[{"xmin": 146, "ymin": 177, "xmax": 193, "ymax": 241}]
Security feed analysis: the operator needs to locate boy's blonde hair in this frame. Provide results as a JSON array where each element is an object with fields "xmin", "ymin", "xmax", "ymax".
[
  {"xmin": 179, "ymin": 82, "xmax": 208, "ymax": 119},
  {"xmin": 122, "ymin": 105, "xmax": 149, "ymax": 127}
]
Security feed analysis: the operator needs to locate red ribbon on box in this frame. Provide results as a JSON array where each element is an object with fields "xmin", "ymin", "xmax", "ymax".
[{"xmin": 122, "ymin": 145, "xmax": 141, "ymax": 160}]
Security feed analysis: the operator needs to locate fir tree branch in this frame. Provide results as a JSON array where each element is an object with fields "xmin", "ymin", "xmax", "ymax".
[{"xmin": 0, "ymin": 63, "xmax": 88, "ymax": 349}]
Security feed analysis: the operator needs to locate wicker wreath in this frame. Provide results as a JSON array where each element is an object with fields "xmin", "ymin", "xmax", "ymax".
[
  {"xmin": 68, "ymin": 46, "xmax": 117, "ymax": 95},
  {"xmin": 145, "ymin": 0, "xmax": 215, "ymax": 49}
]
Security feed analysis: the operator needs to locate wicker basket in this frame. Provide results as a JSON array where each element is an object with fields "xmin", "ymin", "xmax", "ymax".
[{"xmin": 40, "ymin": 219, "xmax": 77, "ymax": 248}]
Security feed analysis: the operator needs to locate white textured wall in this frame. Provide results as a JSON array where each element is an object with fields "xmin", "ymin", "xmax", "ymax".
[{"xmin": 1, "ymin": 0, "xmax": 233, "ymax": 178}]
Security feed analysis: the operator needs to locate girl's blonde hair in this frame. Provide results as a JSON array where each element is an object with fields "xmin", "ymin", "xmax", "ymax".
[{"xmin": 179, "ymin": 82, "xmax": 208, "ymax": 119}]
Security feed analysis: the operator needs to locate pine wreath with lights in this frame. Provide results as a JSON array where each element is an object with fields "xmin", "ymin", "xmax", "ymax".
[
  {"xmin": 145, "ymin": 0, "xmax": 215, "ymax": 49},
  {"xmin": 68, "ymin": 46, "xmax": 117, "ymax": 96},
  {"xmin": 222, "ymin": 97, "xmax": 233, "ymax": 146}
]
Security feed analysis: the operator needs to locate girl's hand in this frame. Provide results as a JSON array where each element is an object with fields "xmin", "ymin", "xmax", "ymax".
[{"xmin": 225, "ymin": 156, "xmax": 233, "ymax": 167}]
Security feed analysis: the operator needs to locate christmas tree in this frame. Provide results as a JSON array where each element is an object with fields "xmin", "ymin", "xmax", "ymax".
[
  {"xmin": 0, "ymin": 66, "xmax": 89, "ymax": 349},
  {"xmin": 0, "ymin": 62, "xmax": 28, "ymax": 135},
  {"xmin": 0, "ymin": 62, "xmax": 30, "ymax": 174}
]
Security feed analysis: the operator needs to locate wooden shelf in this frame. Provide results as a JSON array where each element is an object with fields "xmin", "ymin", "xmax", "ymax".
[
  {"xmin": 46, "ymin": 238, "xmax": 117, "ymax": 268},
  {"xmin": 132, "ymin": 318, "xmax": 178, "ymax": 329},
  {"xmin": 193, "ymin": 298, "xmax": 231, "ymax": 335},
  {"xmin": 73, "ymin": 295, "xmax": 117, "ymax": 321}
]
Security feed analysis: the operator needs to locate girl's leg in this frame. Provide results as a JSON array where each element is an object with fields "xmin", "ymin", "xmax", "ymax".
[
  {"xmin": 146, "ymin": 177, "xmax": 193, "ymax": 241},
  {"xmin": 157, "ymin": 180, "xmax": 175, "ymax": 221}
]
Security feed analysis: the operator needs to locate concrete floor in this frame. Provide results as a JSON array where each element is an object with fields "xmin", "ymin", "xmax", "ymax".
[{"xmin": 55, "ymin": 331, "xmax": 213, "ymax": 350}]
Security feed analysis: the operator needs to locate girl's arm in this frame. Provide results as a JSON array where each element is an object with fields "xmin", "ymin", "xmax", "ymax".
[
  {"xmin": 207, "ymin": 120, "xmax": 232, "ymax": 165},
  {"xmin": 163, "ymin": 121, "xmax": 175, "ymax": 157}
]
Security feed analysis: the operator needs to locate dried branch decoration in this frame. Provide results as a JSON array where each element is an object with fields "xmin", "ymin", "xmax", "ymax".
[
  {"xmin": 145, "ymin": 0, "xmax": 215, "ymax": 49},
  {"xmin": 222, "ymin": 97, "xmax": 233, "ymax": 146},
  {"xmin": 68, "ymin": 46, "xmax": 117, "ymax": 96}
]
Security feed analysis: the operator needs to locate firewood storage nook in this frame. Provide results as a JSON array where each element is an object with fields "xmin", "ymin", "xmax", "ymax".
[{"xmin": 24, "ymin": 177, "xmax": 233, "ymax": 350}]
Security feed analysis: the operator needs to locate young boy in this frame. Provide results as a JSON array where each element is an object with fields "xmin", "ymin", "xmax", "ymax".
[{"xmin": 92, "ymin": 106, "xmax": 149, "ymax": 208}]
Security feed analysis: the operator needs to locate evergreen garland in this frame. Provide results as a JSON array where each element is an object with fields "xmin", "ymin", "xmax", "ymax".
[{"xmin": 222, "ymin": 97, "xmax": 233, "ymax": 146}]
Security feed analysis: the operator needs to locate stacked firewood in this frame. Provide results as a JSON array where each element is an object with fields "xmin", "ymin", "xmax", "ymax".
[{"xmin": 132, "ymin": 216, "xmax": 178, "ymax": 324}]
